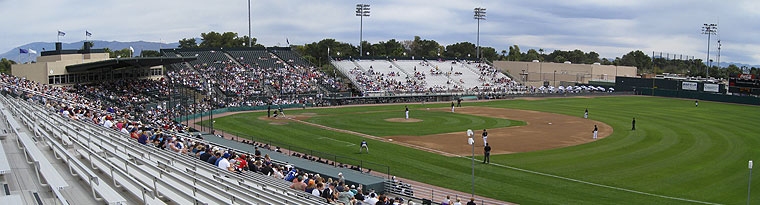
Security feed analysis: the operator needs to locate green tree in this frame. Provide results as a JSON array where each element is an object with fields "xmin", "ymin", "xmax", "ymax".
[
  {"xmin": 507, "ymin": 45, "xmax": 522, "ymax": 61},
  {"xmin": 444, "ymin": 42, "xmax": 476, "ymax": 58},
  {"xmin": 140, "ymin": 50, "xmax": 161, "ymax": 57},
  {"xmin": 298, "ymin": 39, "xmax": 358, "ymax": 66},
  {"xmin": 178, "ymin": 38, "xmax": 197, "ymax": 48},
  {"xmin": 480, "ymin": 47, "xmax": 499, "ymax": 61},
  {"xmin": 0, "ymin": 58, "xmax": 16, "ymax": 74},
  {"xmin": 619, "ymin": 50, "xmax": 652, "ymax": 73},
  {"xmin": 409, "ymin": 36, "xmax": 440, "ymax": 58},
  {"xmin": 108, "ymin": 48, "xmax": 132, "ymax": 58},
  {"xmin": 524, "ymin": 49, "xmax": 540, "ymax": 61}
]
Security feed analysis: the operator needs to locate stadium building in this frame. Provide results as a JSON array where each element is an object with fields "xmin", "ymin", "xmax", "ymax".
[
  {"xmin": 493, "ymin": 60, "xmax": 637, "ymax": 87},
  {"xmin": 10, "ymin": 42, "xmax": 193, "ymax": 86}
]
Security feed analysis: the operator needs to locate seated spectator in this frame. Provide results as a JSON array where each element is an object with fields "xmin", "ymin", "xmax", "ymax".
[
  {"xmin": 290, "ymin": 176, "xmax": 307, "ymax": 191},
  {"xmin": 217, "ymin": 153, "xmax": 233, "ymax": 171}
]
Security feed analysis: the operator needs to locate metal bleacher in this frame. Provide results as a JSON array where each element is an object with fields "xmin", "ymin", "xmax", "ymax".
[
  {"xmin": 228, "ymin": 50, "xmax": 283, "ymax": 69},
  {"xmin": 0, "ymin": 98, "xmax": 72, "ymax": 205},
  {"xmin": 0, "ymin": 92, "xmax": 327, "ymax": 205},
  {"xmin": 270, "ymin": 49, "xmax": 311, "ymax": 68},
  {"xmin": 178, "ymin": 50, "xmax": 232, "ymax": 67}
]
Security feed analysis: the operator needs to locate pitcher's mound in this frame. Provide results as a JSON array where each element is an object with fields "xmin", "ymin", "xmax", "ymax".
[{"xmin": 385, "ymin": 118, "xmax": 423, "ymax": 122}]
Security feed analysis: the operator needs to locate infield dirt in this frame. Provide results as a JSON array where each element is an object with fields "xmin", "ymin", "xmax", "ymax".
[{"xmin": 387, "ymin": 106, "xmax": 613, "ymax": 155}]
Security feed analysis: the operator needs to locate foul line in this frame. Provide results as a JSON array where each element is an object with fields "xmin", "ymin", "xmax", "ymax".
[
  {"xmin": 293, "ymin": 118, "xmax": 720, "ymax": 204},
  {"xmin": 463, "ymin": 156, "xmax": 721, "ymax": 205}
]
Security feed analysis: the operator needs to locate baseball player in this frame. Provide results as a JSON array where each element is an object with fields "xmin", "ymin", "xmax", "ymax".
[
  {"xmin": 359, "ymin": 140, "xmax": 368, "ymax": 154},
  {"xmin": 695, "ymin": 100, "xmax": 699, "ymax": 107},
  {"xmin": 457, "ymin": 98, "xmax": 462, "ymax": 107},
  {"xmin": 482, "ymin": 129, "xmax": 488, "ymax": 145},
  {"xmin": 451, "ymin": 102, "xmax": 455, "ymax": 113},
  {"xmin": 483, "ymin": 143, "xmax": 491, "ymax": 164},
  {"xmin": 405, "ymin": 106, "xmax": 409, "ymax": 119},
  {"xmin": 584, "ymin": 108, "xmax": 588, "ymax": 119},
  {"xmin": 592, "ymin": 125, "xmax": 598, "ymax": 139},
  {"xmin": 632, "ymin": 118, "xmax": 636, "ymax": 131}
]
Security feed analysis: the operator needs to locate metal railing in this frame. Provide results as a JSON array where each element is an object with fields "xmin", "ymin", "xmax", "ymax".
[
  {"xmin": 209, "ymin": 128, "xmax": 392, "ymax": 180},
  {"xmin": 385, "ymin": 180, "xmax": 505, "ymax": 205}
]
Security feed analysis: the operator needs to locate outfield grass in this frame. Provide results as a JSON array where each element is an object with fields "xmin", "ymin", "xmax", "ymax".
[
  {"xmin": 206, "ymin": 96, "xmax": 760, "ymax": 204},
  {"xmin": 303, "ymin": 110, "xmax": 524, "ymax": 136}
]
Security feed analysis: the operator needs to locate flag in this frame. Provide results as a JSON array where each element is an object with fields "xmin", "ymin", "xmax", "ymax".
[
  {"xmin": 86, "ymin": 30, "xmax": 92, "ymax": 37},
  {"xmin": 286, "ymin": 38, "xmax": 289, "ymax": 45},
  {"xmin": 19, "ymin": 48, "xmax": 28, "ymax": 54},
  {"xmin": 28, "ymin": 49, "xmax": 37, "ymax": 54},
  {"xmin": 57, "ymin": 30, "xmax": 66, "ymax": 36},
  {"xmin": 129, "ymin": 46, "xmax": 134, "ymax": 53}
]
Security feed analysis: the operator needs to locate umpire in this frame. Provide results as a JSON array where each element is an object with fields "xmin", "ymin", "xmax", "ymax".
[{"xmin": 483, "ymin": 143, "xmax": 491, "ymax": 164}]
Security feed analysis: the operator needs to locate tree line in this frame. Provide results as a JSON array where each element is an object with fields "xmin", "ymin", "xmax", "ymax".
[{"xmin": 166, "ymin": 32, "xmax": 760, "ymax": 79}]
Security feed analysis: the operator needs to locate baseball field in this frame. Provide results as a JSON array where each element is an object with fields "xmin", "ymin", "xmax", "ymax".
[{"xmin": 204, "ymin": 96, "xmax": 760, "ymax": 204}]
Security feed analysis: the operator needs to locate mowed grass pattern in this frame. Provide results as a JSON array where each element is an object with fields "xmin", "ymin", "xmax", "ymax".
[
  {"xmin": 303, "ymin": 110, "xmax": 523, "ymax": 136},
  {"xmin": 207, "ymin": 96, "xmax": 760, "ymax": 204}
]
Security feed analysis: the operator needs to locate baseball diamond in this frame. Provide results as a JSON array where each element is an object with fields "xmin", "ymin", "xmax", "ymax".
[{"xmin": 206, "ymin": 96, "xmax": 760, "ymax": 204}]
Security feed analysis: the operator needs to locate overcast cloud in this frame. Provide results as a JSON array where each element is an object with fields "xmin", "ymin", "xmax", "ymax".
[{"xmin": 1, "ymin": 0, "xmax": 758, "ymax": 64}]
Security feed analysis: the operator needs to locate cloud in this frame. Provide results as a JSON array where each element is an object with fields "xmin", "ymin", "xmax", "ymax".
[{"xmin": 1, "ymin": 0, "xmax": 758, "ymax": 64}]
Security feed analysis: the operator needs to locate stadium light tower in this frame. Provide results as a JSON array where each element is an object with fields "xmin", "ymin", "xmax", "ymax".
[
  {"xmin": 356, "ymin": 4, "xmax": 370, "ymax": 56},
  {"xmin": 702, "ymin": 23, "xmax": 717, "ymax": 77},
  {"xmin": 474, "ymin": 7, "xmax": 486, "ymax": 60},
  {"xmin": 248, "ymin": 0, "xmax": 252, "ymax": 47}
]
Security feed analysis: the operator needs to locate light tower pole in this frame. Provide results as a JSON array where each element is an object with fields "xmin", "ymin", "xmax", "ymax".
[
  {"xmin": 248, "ymin": 0, "xmax": 252, "ymax": 47},
  {"xmin": 474, "ymin": 7, "xmax": 486, "ymax": 60},
  {"xmin": 717, "ymin": 40, "xmax": 722, "ymax": 68},
  {"xmin": 702, "ymin": 23, "xmax": 717, "ymax": 77},
  {"xmin": 356, "ymin": 4, "xmax": 370, "ymax": 56}
]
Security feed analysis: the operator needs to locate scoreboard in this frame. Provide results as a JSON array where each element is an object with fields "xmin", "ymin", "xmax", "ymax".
[{"xmin": 729, "ymin": 74, "xmax": 760, "ymax": 95}]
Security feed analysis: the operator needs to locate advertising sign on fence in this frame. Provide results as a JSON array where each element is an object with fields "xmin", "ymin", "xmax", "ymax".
[
  {"xmin": 704, "ymin": 83, "xmax": 719, "ymax": 92},
  {"xmin": 682, "ymin": 82, "xmax": 698, "ymax": 91}
]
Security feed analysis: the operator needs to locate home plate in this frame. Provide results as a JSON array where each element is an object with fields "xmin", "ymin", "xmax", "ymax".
[
  {"xmin": 548, "ymin": 122, "xmax": 552, "ymax": 125},
  {"xmin": 389, "ymin": 139, "xmax": 393, "ymax": 141}
]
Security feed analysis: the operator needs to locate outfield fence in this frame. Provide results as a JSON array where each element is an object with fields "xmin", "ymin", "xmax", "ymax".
[{"xmin": 636, "ymin": 87, "xmax": 760, "ymax": 105}]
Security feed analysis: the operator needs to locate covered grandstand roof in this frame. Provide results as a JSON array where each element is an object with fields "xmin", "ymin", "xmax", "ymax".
[{"xmin": 65, "ymin": 56, "xmax": 197, "ymax": 72}]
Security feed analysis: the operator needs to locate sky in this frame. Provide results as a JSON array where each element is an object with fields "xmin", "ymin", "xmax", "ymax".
[{"xmin": 1, "ymin": 0, "xmax": 759, "ymax": 64}]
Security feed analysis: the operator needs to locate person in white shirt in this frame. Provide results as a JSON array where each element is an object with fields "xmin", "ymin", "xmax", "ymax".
[
  {"xmin": 312, "ymin": 183, "xmax": 324, "ymax": 197},
  {"xmin": 218, "ymin": 153, "xmax": 232, "ymax": 171},
  {"xmin": 364, "ymin": 193, "xmax": 379, "ymax": 204},
  {"xmin": 103, "ymin": 119, "xmax": 113, "ymax": 128}
]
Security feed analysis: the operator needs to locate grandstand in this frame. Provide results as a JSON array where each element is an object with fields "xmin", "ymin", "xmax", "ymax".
[
  {"xmin": 0, "ymin": 75, "xmax": 355, "ymax": 204},
  {"xmin": 331, "ymin": 58, "xmax": 519, "ymax": 95}
]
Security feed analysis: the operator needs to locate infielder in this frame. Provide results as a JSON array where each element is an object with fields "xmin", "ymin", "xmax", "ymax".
[
  {"xmin": 584, "ymin": 108, "xmax": 588, "ymax": 119},
  {"xmin": 451, "ymin": 102, "xmax": 455, "ymax": 113},
  {"xmin": 359, "ymin": 140, "xmax": 368, "ymax": 154},
  {"xmin": 592, "ymin": 125, "xmax": 598, "ymax": 139},
  {"xmin": 405, "ymin": 106, "xmax": 409, "ymax": 119},
  {"xmin": 482, "ymin": 129, "xmax": 488, "ymax": 145}
]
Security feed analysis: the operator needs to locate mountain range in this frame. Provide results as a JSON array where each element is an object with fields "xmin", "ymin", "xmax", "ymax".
[{"xmin": 1, "ymin": 40, "xmax": 179, "ymax": 63}]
